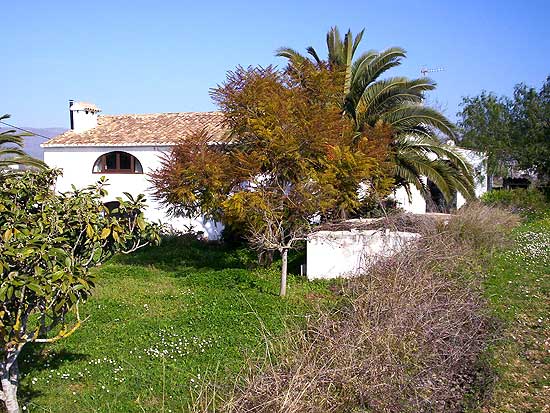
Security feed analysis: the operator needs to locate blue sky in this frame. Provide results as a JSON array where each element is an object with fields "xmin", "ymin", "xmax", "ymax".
[{"xmin": 3, "ymin": 0, "xmax": 550, "ymax": 127}]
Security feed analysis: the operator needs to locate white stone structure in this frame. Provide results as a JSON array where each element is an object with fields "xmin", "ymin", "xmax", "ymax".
[
  {"xmin": 306, "ymin": 228, "xmax": 420, "ymax": 280},
  {"xmin": 42, "ymin": 101, "xmax": 226, "ymax": 240}
]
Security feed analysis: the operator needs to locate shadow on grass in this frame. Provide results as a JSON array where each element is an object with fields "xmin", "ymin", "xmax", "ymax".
[
  {"xmin": 112, "ymin": 237, "xmax": 308, "ymax": 276},
  {"xmin": 16, "ymin": 346, "xmax": 89, "ymax": 408},
  {"xmin": 19, "ymin": 345, "xmax": 89, "ymax": 376},
  {"xmin": 106, "ymin": 236, "xmax": 311, "ymax": 297},
  {"xmin": 112, "ymin": 237, "xmax": 258, "ymax": 272},
  {"xmin": 18, "ymin": 384, "xmax": 43, "ymax": 410}
]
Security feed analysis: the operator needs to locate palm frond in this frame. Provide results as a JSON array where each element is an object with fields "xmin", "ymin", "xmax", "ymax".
[
  {"xmin": 351, "ymin": 29, "xmax": 365, "ymax": 56},
  {"xmin": 0, "ymin": 134, "xmax": 23, "ymax": 146},
  {"xmin": 349, "ymin": 47, "xmax": 406, "ymax": 99},
  {"xmin": 275, "ymin": 47, "xmax": 309, "ymax": 65},
  {"xmin": 326, "ymin": 26, "xmax": 343, "ymax": 66},
  {"xmin": 350, "ymin": 50, "xmax": 379, "ymax": 79},
  {"xmin": 341, "ymin": 30, "xmax": 355, "ymax": 95},
  {"xmin": 0, "ymin": 113, "xmax": 48, "ymax": 171},
  {"xmin": 381, "ymin": 105, "xmax": 457, "ymax": 139},
  {"xmin": 306, "ymin": 46, "xmax": 322, "ymax": 65},
  {"xmin": 393, "ymin": 134, "xmax": 475, "ymax": 201},
  {"xmin": 354, "ymin": 77, "xmax": 437, "ymax": 124}
]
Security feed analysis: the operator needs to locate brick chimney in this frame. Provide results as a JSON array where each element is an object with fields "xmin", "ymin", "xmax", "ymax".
[{"xmin": 69, "ymin": 100, "xmax": 101, "ymax": 132}]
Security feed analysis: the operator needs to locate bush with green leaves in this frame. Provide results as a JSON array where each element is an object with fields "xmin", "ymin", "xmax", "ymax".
[
  {"xmin": 480, "ymin": 188, "xmax": 547, "ymax": 214},
  {"xmin": 0, "ymin": 170, "xmax": 160, "ymax": 412}
]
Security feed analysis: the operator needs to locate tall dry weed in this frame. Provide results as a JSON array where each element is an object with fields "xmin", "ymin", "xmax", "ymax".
[{"xmin": 205, "ymin": 205, "xmax": 519, "ymax": 412}]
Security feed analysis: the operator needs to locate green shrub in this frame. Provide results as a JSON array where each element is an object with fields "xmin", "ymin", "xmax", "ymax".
[{"xmin": 480, "ymin": 188, "xmax": 547, "ymax": 214}]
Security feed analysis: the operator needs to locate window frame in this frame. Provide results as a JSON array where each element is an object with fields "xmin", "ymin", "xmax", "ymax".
[{"xmin": 92, "ymin": 151, "xmax": 143, "ymax": 174}]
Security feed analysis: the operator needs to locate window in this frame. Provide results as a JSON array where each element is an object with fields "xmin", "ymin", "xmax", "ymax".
[
  {"xmin": 103, "ymin": 201, "xmax": 120, "ymax": 213},
  {"xmin": 93, "ymin": 151, "xmax": 143, "ymax": 174}
]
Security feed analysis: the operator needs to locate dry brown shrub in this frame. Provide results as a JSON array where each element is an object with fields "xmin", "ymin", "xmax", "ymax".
[
  {"xmin": 444, "ymin": 203, "xmax": 520, "ymax": 253},
  {"xmin": 214, "ymin": 205, "xmax": 519, "ymax": 413}
]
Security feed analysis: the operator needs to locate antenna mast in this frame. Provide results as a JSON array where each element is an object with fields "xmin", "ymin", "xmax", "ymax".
[{"xmin": 420, "ymin": 66, "xmax": 445, "ymax": 76}]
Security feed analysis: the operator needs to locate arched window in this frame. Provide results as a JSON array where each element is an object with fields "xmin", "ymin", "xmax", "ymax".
[
  {"xmin": 103, "ymin": 201, "xmax": 120, "ymax": 213},
  {"xmin": 93, "ymin": 151, "xmax": 143, "ymax": 174}
]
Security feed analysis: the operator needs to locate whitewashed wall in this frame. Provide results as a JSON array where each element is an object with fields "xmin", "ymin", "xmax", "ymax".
[
  {"xmin": 456, "ymin": 148, "xmax": 488, "ymax": 209},
  {"xmin": 394, "ymin": 148, "xmax": 488, "ymax": 213},
  {"xmin": 393, "ymin": 184, "xmax": 427, "ymax": 214},
  {"xmin": 306, "ymin": 229, "xmax": 420, "ymax": 280},
  {"xmin": 43, "ymin": 145, "xmax": 223, "ymax": 240}
]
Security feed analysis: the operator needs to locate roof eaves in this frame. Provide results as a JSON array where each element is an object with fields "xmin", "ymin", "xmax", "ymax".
[{"xmin": 41, "ymin": 142, "xmax": 177, "ymax": 148}]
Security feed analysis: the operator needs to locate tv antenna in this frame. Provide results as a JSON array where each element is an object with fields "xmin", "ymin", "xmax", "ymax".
[{"xmin": 420, "ymin": 66, "xmax": 445, "ymax": 76}]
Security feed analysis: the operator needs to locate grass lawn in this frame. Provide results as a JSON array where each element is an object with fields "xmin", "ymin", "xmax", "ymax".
[
  {"xmin": 18, "ymin": 238, "xmax": 333, "ymax": 412},
  {"xmin": 477, "ymin": 212, "xmax": 550, "ymax": 412}
]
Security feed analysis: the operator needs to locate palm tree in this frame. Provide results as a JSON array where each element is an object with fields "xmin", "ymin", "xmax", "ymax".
[
  {"xmin": 0, "ymin": 114, "xmax": 47, "ymax": 171},
  {"xmin": 277, "ymin": 27, "xmax": 475, "ymax": 202}
]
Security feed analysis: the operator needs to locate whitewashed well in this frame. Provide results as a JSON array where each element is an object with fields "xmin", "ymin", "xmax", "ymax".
[{"xmin": 306, "ymin": 228, "xmax": 420, "ymax": 280}]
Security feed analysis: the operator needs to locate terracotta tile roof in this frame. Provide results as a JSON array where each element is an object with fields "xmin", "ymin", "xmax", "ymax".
[{"xmin": 42, "ymin": 111, "xmax": 228, "ymax": 147}]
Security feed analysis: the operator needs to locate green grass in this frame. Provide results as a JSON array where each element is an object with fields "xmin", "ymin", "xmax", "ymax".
[
  {"xmin": 18, "ymin": 238, "xmax": 333, "ymax": 412},
  {"xmin": 476, "ymin": 211, "xmax": 550, "ymax": 412}
]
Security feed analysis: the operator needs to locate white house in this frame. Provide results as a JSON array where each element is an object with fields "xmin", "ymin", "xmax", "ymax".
[
  {"xmin": 42, "ymin": 101, "xmax": 488, "ymax": 241},
  {"xmin": 393, "ymin": 144, "xmax": 488, "ymax": 214},
  {"xmin": 42, "ymin": 101, "xmax": 226, "ymax": 240}
]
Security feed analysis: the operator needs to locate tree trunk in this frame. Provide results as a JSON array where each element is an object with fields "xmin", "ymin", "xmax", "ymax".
[
  {"xmin": 1, "ymin": 356, "xmax": 20, "ymax": 413},
  {"xmin": 280, "ymin": 248, "xmax": 288, "ymax": 297}
]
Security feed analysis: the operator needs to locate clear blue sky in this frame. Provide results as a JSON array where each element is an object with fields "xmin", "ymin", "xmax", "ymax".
[{"xmin": 3, "ymin": 0, "xmax": 550, "ymax": 128}]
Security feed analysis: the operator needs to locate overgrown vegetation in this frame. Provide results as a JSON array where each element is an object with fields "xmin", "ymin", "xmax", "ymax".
[
  {"xmin": 8, "ymin": 200, "xmax": 549, "ymax": 412},
  {"xmin": 183, "ymin": 205, "xmax": 517, "ymax": 412}
]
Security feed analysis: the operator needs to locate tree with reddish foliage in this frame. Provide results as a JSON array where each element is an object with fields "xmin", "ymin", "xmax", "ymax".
[{"xmin": 152, "ymin": 63, "xmax": 393, "ymax": 296}]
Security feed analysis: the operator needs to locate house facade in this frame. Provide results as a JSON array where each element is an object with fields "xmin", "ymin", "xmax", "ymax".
[
  {"xmin": 42, "ymin": 101, "xmax": 488, "ymax": 240},
  {"xmin": 42, "ymin": 101, "xmax": 225, "ymax": 240}
]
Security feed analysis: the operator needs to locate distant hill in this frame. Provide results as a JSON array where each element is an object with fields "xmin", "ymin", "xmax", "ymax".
[{"xmin": 0, "ymin": 127, "xmax": 66, "ymax": 160}]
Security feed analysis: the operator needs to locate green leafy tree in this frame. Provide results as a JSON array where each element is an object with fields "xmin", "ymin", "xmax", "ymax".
[
  {"xmin": 511, "ymin": 79, "xmax": 550, "ymax": 180},
  {"xmin": 0, "ymin": 170, "xmax": 160, "ymax": 412},
  {"xmin": 152, "ymin": 64, "xmax": 393, "ymax": 296},
  {"xmin": 278, "ymin": 26, "xmax": 475, "ymax": 202},
  {"xmin": 457, "ymin": 92, "xmax": 514, "ymax": 176},
  {"xmin": 0, "ymin": 114, "xmax": 47, "ymax": 171},
  {"xmin": 458, "ymin": 76, "xmax": 550, "ymax": 182}
]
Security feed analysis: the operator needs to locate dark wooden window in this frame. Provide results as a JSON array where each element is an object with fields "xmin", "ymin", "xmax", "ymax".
[{"xmin": 93, "ymin": 151, "xmax": 143, "ymax": 174}]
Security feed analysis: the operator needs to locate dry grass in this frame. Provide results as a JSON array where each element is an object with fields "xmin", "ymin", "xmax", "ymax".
[
  {"xmin": 444, "ymin": 203, "xmax": 520, "ymax": 253},
  {"xmin": 197, "ymin": 204, "xmax": 520, "ymax": 413}
]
